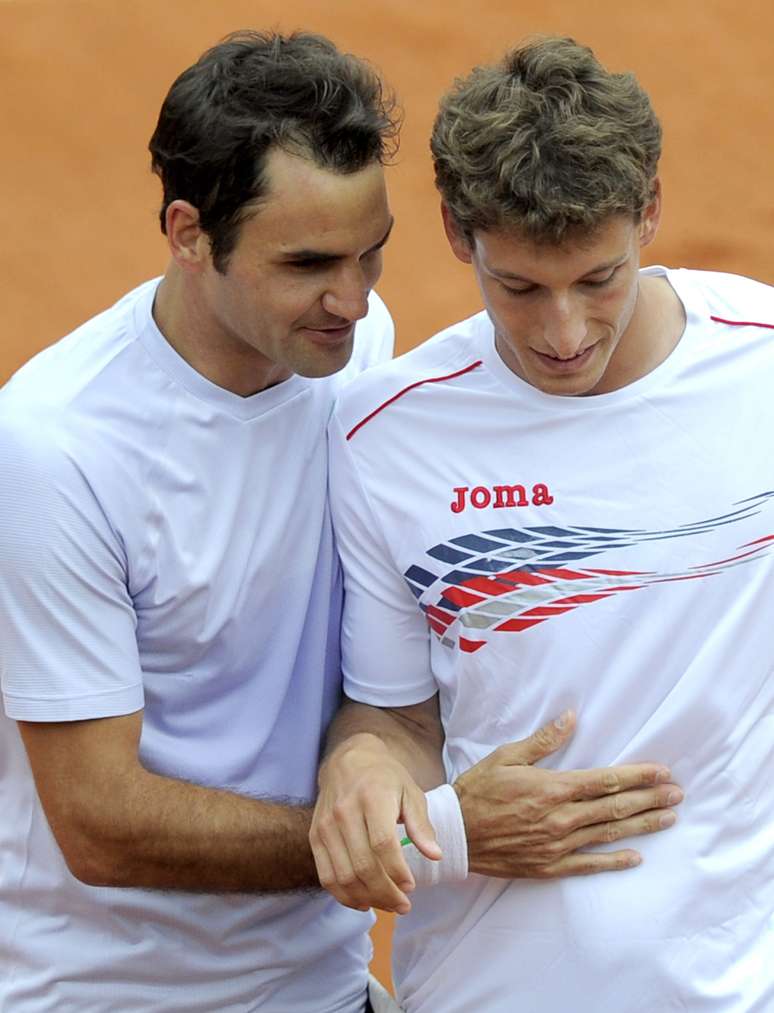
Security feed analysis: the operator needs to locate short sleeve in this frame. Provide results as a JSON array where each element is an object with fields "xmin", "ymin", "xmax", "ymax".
[
  {"xmin": 328, "ymin": 412, "xmax": 436, "ymax": 705},
  {"xmin": 0, "ymin": 420, "xmax": 144, "ymax": 721}
]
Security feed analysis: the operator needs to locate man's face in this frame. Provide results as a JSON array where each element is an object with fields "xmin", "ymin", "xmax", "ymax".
[
  {"xmin": 444, "ymin": 202, "xmax": 660, "ymax": 396},
  {"xmin": 194, "ymin": 148, "xmax": 392, "ymax": 393}
]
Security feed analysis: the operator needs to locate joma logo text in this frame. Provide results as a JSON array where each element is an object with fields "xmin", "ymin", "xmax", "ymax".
[{"xmin": 450, "ymin": 484, "xmax": 554, "ymax": 513}]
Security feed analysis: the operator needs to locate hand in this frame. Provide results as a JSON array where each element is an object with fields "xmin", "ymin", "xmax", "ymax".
[
  {"xmin": 454, "ymin": 711, "xmax": 683, "ymax": 878},
  {"xmin": 310, "ymin": 733, "xmax": 442, "ymax": 914}
]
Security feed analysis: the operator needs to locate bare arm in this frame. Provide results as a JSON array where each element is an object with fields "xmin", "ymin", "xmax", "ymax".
[
  {"xmin": 311, "ymin": 694, "xmax": 445, "ymax": 913},
  {"xmin": 322, "ymin": 693, "xmax": 446, "ymax": 791},
  {"xmin": 19, "ymin": 711, "xmax": 317, "ymax": 892},
  {"xmin": 311, "ymin": 706, "xmax": 683, "ymax": 915}
]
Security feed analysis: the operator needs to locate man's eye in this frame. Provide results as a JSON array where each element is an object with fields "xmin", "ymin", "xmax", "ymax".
[
  {"xmin": 501, "ymin": 283, "xmax": 535, "ymax": 297},
  {"xmin": 583, "ymin": 270, "xmax": 617, "ymax": 287}
]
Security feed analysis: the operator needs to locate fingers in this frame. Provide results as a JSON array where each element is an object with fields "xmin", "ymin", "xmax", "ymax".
[
  {"xmin": 401, "ymin": 789, "xmax": 443, "ymax": 862},
  {"xmin": 496, "ymin": 710, "xmax": 576, "ymax": 767},
  {"xmin": 558, "ymin": 805, "xmax": 678, "ymax": 854},
  {"xmin": 362, "ymin": 808, "xmax": 416, "ymax": 893},
  {"xmin": 562, "ymin": 763, "xmax": 676, "ymax": 801},
  {"xmin": 311, "ymin": 840, "xmax": 374, "ymax": 912},
  {"xmin": 312, "ymin": 811, "xmax": 413, "ymax": 914},
  {"xmin": 529, "ymin": 848, "xmax": 643, "ymax": 879},
  {"xmin": 556, "ymin": 783, "xmax": 683, "ymax": 836},
  {"xmin": 311, "ymin": 780, "xmax": 432, "ymax": 914},
  {"xmin": 310, "ymin": 830, "xmax": 371, "ymax": 912},
  {"xmin": 506, "ymin": 805, "xmax": 679, "ymax": 879}
]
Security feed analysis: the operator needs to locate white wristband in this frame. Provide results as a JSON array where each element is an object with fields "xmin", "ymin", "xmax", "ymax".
[{"xmin": 397, "ymin": 783, "xmax": 468, "ymax": 887}]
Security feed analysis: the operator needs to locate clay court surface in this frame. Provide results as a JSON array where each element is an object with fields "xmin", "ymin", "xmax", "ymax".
[{"xmin": 3, "ymin": 0, "xmax": 773, "ymax": 992}]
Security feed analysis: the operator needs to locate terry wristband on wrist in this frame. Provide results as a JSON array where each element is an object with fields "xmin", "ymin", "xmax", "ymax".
[{"xmin": 397, "ymin": 782, "xmax": 468, "ymax": 886}]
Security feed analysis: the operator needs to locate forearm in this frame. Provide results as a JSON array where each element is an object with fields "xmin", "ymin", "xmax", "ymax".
[
  {"xmin": 311, "ymin": 694, "xmax": 450, "ymax": 913},
  {"xmin": 323, "ymin": 696, "xmax": 445, "ymax": 791},
  {"xmin": 72, "ymin": 769, "xmax": 318, "ymax": 892},
  {"xmin": 20, "ymin": 715, "xmax": 318, "ymax": 894}
]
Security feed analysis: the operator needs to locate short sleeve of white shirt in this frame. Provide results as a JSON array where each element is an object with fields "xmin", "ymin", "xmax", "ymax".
[
  {"xmin": 0, "ymin": 288, "xmax": 394, "ymax": 728},
  {"xmin": 328, "ymin": 411, "xmax": 435, "ymax": 706},
  {"xmin": 0, "ymin": 417, "xmax": 143, "ymax": 720}
]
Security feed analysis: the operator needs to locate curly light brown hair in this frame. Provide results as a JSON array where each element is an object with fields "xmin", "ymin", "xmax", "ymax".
[{"xmin": 431, "ymin": 36, "xmax": 662, "ymax": 244}]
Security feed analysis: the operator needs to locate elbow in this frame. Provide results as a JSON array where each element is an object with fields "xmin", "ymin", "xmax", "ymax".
[
  {"xmin": 54, "ymin": 827, "xmax": 132, "ymax": 888},
  {"xmin": 65, "ymin": 853, "xmax": 124, "ymax": 888},
  {"xmin": 61, "ymin": 844, "xmax": 122, "ymax": 888}
]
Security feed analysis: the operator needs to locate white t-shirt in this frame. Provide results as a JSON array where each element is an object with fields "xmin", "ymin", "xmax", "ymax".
[
  {"xmin": 329, "ymin": 267, "xmax": 774, "ymax": 1013},
  {"xmin": 0, "ymin": 278, "xmax": 393, "ymax": 1012}
]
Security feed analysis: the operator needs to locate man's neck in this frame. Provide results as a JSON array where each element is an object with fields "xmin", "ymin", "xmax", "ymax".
[
  {"xmin": 594, "ymin": 274, "xmax": 686, "ymax": 394},
  {"xmin": 152, "ymin": 267, "xmax": 290, "ymax": 397}
]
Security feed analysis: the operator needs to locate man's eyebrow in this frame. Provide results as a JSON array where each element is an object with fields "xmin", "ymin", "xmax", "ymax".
[
  {"xmin": 488, "ymin": 254, "xmax": 626, "ymax": 283},
  {"xmin": 282, "ymin": 217, "xmax": 395, "ymax": 264}
]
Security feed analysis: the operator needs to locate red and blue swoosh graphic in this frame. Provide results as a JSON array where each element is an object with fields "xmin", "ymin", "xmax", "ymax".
[{"xmin": 403, "ymin": 491, "xmax": 774, "ymax": 653}]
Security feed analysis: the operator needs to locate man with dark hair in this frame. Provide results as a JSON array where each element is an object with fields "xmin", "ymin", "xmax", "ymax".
[
  {"xmin": 0, "ymin": 30, "xmax": 397, "ymax": 1012},
  {"xmin": 312, "ymin": 36, "xmax": 773, "ymax": 1011}
]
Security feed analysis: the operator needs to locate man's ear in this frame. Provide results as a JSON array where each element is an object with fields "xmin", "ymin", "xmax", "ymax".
[
  {"xmin": 164, "ymin": 200, "xmax": 210, "ymax": 270},
  {"xmin": 639, "ymin": 178, "xmax": 662, "ymax": 249},
  {"xmin": 441, "ymin": 201, "xmax": 474, "ymax": 264}
]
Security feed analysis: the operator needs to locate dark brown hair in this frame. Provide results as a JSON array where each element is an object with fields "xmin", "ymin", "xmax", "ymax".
[{"xmin": 149, "ymin": 30, "xmax": 399, "ymax": 271}]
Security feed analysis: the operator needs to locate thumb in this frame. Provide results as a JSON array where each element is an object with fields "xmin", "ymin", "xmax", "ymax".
[
  {"xmin": 500, "ymin": 709, "xmax": 576, "ymax": 767},
  {"xmin": 402, "ymin": 788, "xmax": 443, "ymax": 862}
]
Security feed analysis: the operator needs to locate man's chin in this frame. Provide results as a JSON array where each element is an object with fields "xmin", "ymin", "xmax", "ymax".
[
  {"xmin": 525, "ymin": 364, "xmax": 608, "ymax": 397},
  {"xmin": 524, "ymin": 346, "xmax": 615, "ymax": 396},
  {"xmin": 294, "ymin": 339, "xmax": 355, "ymax": 379}
]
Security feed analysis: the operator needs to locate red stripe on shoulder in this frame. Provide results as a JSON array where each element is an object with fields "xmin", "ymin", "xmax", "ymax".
[
  {"xmin": 710, "ymin": 315, "xmax": 774, "ymax": 330},
  {"xmin": 346, "ymin": 360, "xmax": 483, "ymax": 440}
]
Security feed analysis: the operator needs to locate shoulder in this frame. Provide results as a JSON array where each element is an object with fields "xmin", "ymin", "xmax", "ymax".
[
  {"xmin": 1, "ymin": 279, "xmax": 159, "ymax": 417},
  {"xmin": 0, "ymin": 400, "xmax": 71, "ymax": 498},
  {"xmin": 0, "ymin": 387, "xmax": 119, "ymax": 528},
  {"xmin": 0, "ymin": 280, "xmax": 164, "ymax": 503},
  {"xmin": 332, "ymin": 311, "xmax": 487, "ymax": 440},
  {"xmin": 667, "ymin": 268, "xmax": 774, "ymax": 328}
]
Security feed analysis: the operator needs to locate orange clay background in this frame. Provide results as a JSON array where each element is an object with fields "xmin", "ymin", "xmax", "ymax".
[{"xmin": 2, "ymin": 0, "xmax": 773, "ymax": 994}]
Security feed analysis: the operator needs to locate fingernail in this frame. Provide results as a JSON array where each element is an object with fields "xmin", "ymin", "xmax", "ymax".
[
  {"xmin": 659, "ymin": 812, "xmax": 677, "ymax": 828},
  {"xmin": 554, "ymin": 709, "xmax": 572, "ymax": 731},
  {"xmin": 627, "ymin": 853, "xmax": 642, "ymax": 867},
  {"xmin": 655, "ymin": 768, "xmax": 672, "ymax": 783},
  {"xmin": 396, "ymin": 903, "xmax": 411, "ymax": 915},
  {"xmin": 667, "ymin": 789, "xmax": 683, "ymax": 805}
]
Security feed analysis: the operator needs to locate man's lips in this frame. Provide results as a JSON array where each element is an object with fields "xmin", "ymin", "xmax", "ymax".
[
  {"xmin": 299, "ymin": 322, "xmax": 356, "ymax": 350},
  {"xmin": 532, "ymin": 344, "xmax": 595, "ymax": 372},
  {"xmin": 301, "ymin": 322, "xmax": 355, "ymax": 342}
]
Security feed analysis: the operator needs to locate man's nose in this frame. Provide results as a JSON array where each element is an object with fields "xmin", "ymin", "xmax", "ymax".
[
  {"xmin": 322, "ymin": 267, "xmax": 370, "ymax": 322},
  {"xmin": 542, "ymin": 293, "xmax": 588, "ymax": 357}
]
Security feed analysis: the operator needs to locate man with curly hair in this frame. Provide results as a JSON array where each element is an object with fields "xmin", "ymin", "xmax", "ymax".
[{"xmin": 314, "ymin": 36, "xmax": 773, "ymax": 1011}]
